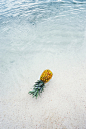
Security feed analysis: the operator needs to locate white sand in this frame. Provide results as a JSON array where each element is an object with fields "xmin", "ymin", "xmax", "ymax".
[
  {"xmin": 1, "ymin": 46, "xmax": 86, "ymax": 129},
  {"xmin": 1, "ymin": 61, "xmax": 86, "ymax": 128}
]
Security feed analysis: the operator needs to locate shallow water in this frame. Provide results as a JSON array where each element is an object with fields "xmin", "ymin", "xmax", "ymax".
[
  {"xmin": 0, "ymin": 0, "xmax": 86, "ymax": 128},
  {"xmin": 0, "ymin": 0, "xmax": 86, "ymax": 94}
]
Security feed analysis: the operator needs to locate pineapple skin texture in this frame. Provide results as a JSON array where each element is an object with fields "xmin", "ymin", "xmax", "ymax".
[{"xmin": 40, "ymin": 69, "xmax": 53, "ymax": 83}]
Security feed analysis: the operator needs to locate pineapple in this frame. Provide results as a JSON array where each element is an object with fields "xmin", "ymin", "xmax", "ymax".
[{"xmin": 29, "ymin": 69, "xmax": 53, "ymax": 98}]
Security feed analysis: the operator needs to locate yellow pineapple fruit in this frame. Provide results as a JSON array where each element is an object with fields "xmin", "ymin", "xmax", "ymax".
[
  {"xmin": 40, "ymin": 69, "xmax": 53, "ymax": 83},
  {"xmin": 29, "ymin": 69, "xmax": 53, "ymax": 98}
]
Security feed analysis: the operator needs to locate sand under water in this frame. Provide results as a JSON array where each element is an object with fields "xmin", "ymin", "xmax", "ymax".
[{"xmin": 0, "ymin": 0, "xmax": 86, "ymax": 128}]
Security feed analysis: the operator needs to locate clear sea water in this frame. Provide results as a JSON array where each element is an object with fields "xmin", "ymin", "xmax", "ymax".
[
  {"xmin": 0, "ymin": 0, "xmax": 86, "ymax": 128},
  {"xmin": 0, "ymin": 0, "xmax": 86, "ymax": 92}
]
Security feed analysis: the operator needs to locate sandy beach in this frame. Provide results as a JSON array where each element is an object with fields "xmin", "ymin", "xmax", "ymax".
[
  {"xmin": 0, "ymin": 0, "xmax": 86, "ymax": 128},
  {"xmin": 1, "ymin": 49, "xmax": 86, "ymax": 128}
]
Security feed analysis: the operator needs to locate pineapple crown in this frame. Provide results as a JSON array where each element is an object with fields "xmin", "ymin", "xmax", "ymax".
[{"xmin": 29, "ymin": 80, "xmax": 45, "ymax": 98}]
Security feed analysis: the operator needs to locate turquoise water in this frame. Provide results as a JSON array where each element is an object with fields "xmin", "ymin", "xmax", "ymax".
[
  {"xmin": 0, "ymin": 0, "xmax": 86, "ymax": 128},
  {"xmin": 0, "ymin": 0, "xmax": 86, "ymax": 94}
]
